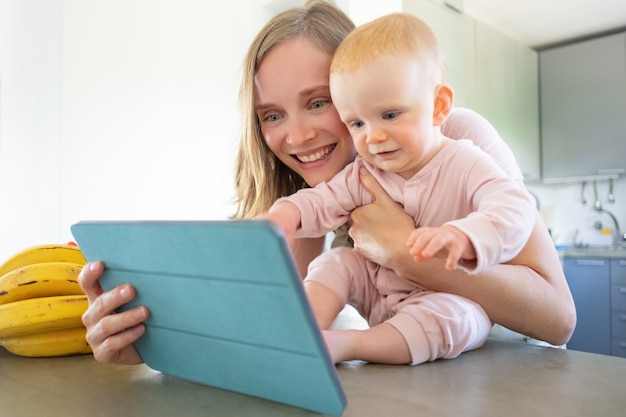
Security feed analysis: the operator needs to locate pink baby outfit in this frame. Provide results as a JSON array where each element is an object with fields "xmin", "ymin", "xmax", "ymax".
[
  {"xmin": 288, "ymin": 140, "xmax": 535, "ymax": 273},
  {"xmin": 278, "ymin": 138, "xmax": 535, "ymax": 365},
  {"xmin": 307, "ymin": 247, "xmax": 490, "ymax": 364}
]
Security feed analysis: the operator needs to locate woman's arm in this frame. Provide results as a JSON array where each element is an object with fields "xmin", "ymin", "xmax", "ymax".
[{"xmin": 350, "ymin": 170, "xmax": 576, "ymax": 346}]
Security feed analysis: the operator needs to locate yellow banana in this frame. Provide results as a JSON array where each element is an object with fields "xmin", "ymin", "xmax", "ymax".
[
  {"xmin": 0, "ymin": 244, "xmax": 87, "ymax": 278},
  {"xmin": 0, "ymin": 262, "xmax": 84, "ymax": 305},
  {"xmin": 0, "ymin": 326, "xmax": 91, "ymax": 357},
  {"xmin": 0, "ymin": 295, "xmax": 88, "ymax": 339}
]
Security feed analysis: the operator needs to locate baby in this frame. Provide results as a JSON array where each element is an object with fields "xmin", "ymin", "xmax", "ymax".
[{"xmin": 260, "ymin": 13, "xmax": 535, "ymax": 365}]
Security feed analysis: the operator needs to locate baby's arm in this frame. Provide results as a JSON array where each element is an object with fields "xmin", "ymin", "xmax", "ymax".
[
  {"xmin": 405, "ymin": 142, "xmax": 535, "ymax": 274},
  {"xmin": 406, "ymin": 225, "xmax": 476, "ymax": 271},
  {"xmin": 257, "ymin": 201, "xmax": 302, "ymax": 244}
]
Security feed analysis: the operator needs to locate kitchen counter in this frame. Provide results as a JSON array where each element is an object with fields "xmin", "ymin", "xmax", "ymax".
[
  {"xmin": 559, "ymin": 246, "xmax": 626, "ymax": 259},
  {"xmin": 2, "ymin": 338, "xmax": 625, "ymax": 417}
]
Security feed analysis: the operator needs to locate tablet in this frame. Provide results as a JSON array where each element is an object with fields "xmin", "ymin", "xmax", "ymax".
[{"xmin": 71, "ymin": 220, "xmax": 346, "ymax": 416}]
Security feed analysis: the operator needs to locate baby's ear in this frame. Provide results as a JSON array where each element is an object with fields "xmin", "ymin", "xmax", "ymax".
[{"xmin": 433, "ymin": 84, "xmax": 454, "ymax": 126}]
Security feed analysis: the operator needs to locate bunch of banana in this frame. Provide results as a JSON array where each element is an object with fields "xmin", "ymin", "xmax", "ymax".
[
  {"xmin": 0, "ymin": 244, "xmax": 92, "ymax": 357},
  {"xmin": 0, "ymin": 327, "xmax": 91, "ymax": 357},
  {"xmin": 0, "ymin": 243, "xmax": 87, "ymax": 278},
  {"xmin": 0, "ymin": 261, "xmax": 85, "ymax": 304}
]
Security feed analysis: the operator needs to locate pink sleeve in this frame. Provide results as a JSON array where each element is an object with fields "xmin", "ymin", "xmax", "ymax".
[
  {"xmin": 443, "ymin": 144, "xmax": 535, "ymax": 273},
  {"xmin": 442, "ymin": 107, "xmax": 524, "ymax": 181},
  {"xmin": 276, "ymin": 160, "xmax": 370, "ymax": 238}
]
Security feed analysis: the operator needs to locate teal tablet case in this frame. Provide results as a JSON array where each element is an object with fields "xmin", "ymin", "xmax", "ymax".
[{"xmin": 71, "ymin": 220, "xmax": 346, "ymax": 416}]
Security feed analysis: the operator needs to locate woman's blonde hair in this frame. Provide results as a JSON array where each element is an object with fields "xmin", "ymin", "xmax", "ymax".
[
  {"xmin": 332, "ymin": 13, "xmax": 446, "ymax": 84},
  {"xmin": 233, "ymin": 0, "xmax": 355, "ymax": 219}
]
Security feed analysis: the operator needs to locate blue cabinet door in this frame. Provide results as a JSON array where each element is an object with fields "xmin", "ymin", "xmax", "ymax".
[{"xmin": 563, "ymin": 258, "xmax": 611, "ymax": 355}]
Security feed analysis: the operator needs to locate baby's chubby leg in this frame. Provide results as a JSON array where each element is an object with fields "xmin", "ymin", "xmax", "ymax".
[
  {"xmin": 306, "ymin": 274, "xmax": 412, "ymax": 364},
  {"xmin": 304, "ymin": 280, "xmax": 346, "ymax": 330},
  {"xmin": 322, "ymin": 324, "xmax": 411, "ymax": 364},
  {"xmin": 305, "ymin": 247, "xmax": 409, "ymax": 362},
  {"xmin": 304, "ymin": 247, "xmax": 372, "ymax": 329},
  {"xmin": 388, "ymin": 292, "xmax": 492, "ymax": 365}
]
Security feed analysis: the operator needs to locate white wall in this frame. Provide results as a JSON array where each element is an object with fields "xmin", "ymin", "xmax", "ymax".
[
  {"xmin": 528, "ymin": 179, "xmax": 626, "ymax": 248},
  {"xmin": 0, "ymin": 0, "xmax": 624, "ymax": 261},
  {"xmin": 60, "ymin": 0, "xmax": 270, "ymax": 226},
  {"xmin": 0, "ymin": 0, "xmax": 63, "ymax": 258},
  {"xmin": 0, "ymin": 0, "xmax": 274, "ymax": 259}
]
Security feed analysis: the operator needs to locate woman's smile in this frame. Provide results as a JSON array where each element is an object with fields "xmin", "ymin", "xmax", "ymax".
[{"xmin": 294, "ymin": 144, "xmax": 337, "ymax": 163}]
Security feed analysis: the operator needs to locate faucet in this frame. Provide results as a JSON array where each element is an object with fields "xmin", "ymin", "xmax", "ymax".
[
  {"xmin": 594, "ymin": 206, "xmax": 626, "ymax": 247},
  {"xmin": 591, "ymin": 180, "xmax": 625, "ymax": 247}
]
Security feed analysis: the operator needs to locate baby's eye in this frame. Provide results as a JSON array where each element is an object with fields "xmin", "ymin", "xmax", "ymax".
[
  {"xmin": 350, "ymin": 120, "xmax": 364, "ymax": 129},
  {"xmin": 383, "ymin": 112, "xmax": 399, "ymax": 120}
]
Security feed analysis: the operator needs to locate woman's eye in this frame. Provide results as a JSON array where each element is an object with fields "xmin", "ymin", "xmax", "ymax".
[
  {"xmin": 311, "ymin": 99, "xmax": 328, "ymax": 110},
  {"xmin": 263, "ymin": 113, "xmax": 281, "ymax": 122},
  {"xmin": 383, "ymin": 112, "xmax": 399, "ymax": 120}
]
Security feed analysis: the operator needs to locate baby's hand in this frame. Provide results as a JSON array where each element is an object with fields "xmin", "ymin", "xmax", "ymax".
[
  {"xmin": 406, "ymin": 225, "xmax": 475, "ymax": 270},
  {"xmin": 256, "ymin": 202, "xmax": 301, "ymax": 244}
]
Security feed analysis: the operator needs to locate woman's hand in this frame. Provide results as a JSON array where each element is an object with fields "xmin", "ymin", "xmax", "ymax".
[
  {"xmin": 79, "ymin": 261, "xmax": 147, "ymax": 364},
  {"xmin": 349, "ymin": 168, "xmax": 415, "ymax": 271}
]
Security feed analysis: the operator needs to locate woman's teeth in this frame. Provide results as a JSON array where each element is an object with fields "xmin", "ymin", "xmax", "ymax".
[{"xmin": 296, "ymin": 144, "xmax": 336, "ymax": 163}]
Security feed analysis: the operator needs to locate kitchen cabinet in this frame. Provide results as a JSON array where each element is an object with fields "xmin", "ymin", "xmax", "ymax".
[
  {"xmin": 564, "ymin": 256, "xmax": 626, "ymax": 357},
  {"xmin": 401, "ymin": 1, "xmax": 541, "ymax": 180},
  {"xmin": 564, "ymin": 257, "xmax": 611, "ymax": 355},
  {"xmin": 611, "ymin": 259, "xmax": 626, "ymax": 358},
  {"xmin": 539, "ymin": 32, "xmax": 626, "ymax": 180},
  {"xmin": 471, "ymin": 21, "xmax": 541, "ymax": 180}
]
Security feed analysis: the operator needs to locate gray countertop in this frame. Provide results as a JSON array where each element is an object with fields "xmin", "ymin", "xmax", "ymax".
[
  {"xmin": 2, "ymin": 338, "xmax": 626, "ymax": 417},
  {"xmin": 559, "ymin": 246, "xmax": 626, "ymax": 259}
]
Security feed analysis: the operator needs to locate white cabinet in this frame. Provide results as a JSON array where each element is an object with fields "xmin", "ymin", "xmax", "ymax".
[
  {"xmin": 401, "ymin": 0, "xmax": 473, "ymax": 107},
  {"xmin": 471, "ymin": 22, "xmax": 541, "ymax": 181},
  {"xmin": 348, "ymin": 1, "xmax": 541, "ymax": 180},
  {"xmin": 401, "ymin": 2, "xmax": 540, "ymax": 180}
]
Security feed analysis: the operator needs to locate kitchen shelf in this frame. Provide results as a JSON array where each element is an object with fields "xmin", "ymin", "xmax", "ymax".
[{"xmin": 542, "ymin": 173, "xmax": 621, "ymax": 185}]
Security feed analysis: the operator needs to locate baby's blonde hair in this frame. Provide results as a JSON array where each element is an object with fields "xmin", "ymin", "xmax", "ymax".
[{"xmin": 331, "ymin": 13, "xmax": 446, "ymax": 84}]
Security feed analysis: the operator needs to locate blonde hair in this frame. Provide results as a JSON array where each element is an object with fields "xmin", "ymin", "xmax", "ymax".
[
  {"xmin": 233, "ymin": 0, "xmax": 355, "ymax": 219},
  {"xmin": 331, "ymin": 13, "xmax": 446, "ymax": 84}
]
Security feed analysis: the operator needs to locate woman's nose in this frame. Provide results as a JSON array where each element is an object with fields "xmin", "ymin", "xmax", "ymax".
[{"xmin": 286, "ymin": 117, "xmax": 315, "ymax": 146}]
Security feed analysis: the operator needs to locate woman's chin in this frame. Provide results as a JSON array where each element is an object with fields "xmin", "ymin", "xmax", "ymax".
[{"xmin": 297, "ymin": 160, "xmax": 342, "ymax": 187}]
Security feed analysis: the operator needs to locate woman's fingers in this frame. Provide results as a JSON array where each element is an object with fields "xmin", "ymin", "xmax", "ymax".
[
  {"xmin": 350, "ymin": 168, "xmax": 415, "ymax": 268},
  {"xmin": 78, "ymin": 261, "xmax": 105, "ymax": 304},
  {"xmin": 83, "ymin": 284, "xmax": 148, "ymax": 364},
  {"xmin": 87, "ymin": 309, "xmax": 147, "ymax": 364},
  {"xmin": 359, "ymin": 167, "xmax": 393, "ymax": 206},
  {"xmin": 79, "ymin": 260, "xmax": 147, "ymax": 364}
]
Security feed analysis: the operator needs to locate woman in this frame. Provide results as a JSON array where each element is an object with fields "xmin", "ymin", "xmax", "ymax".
[{"xmin": 79, "ymin": 0, "xmax": 575, "ymax": 365}]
